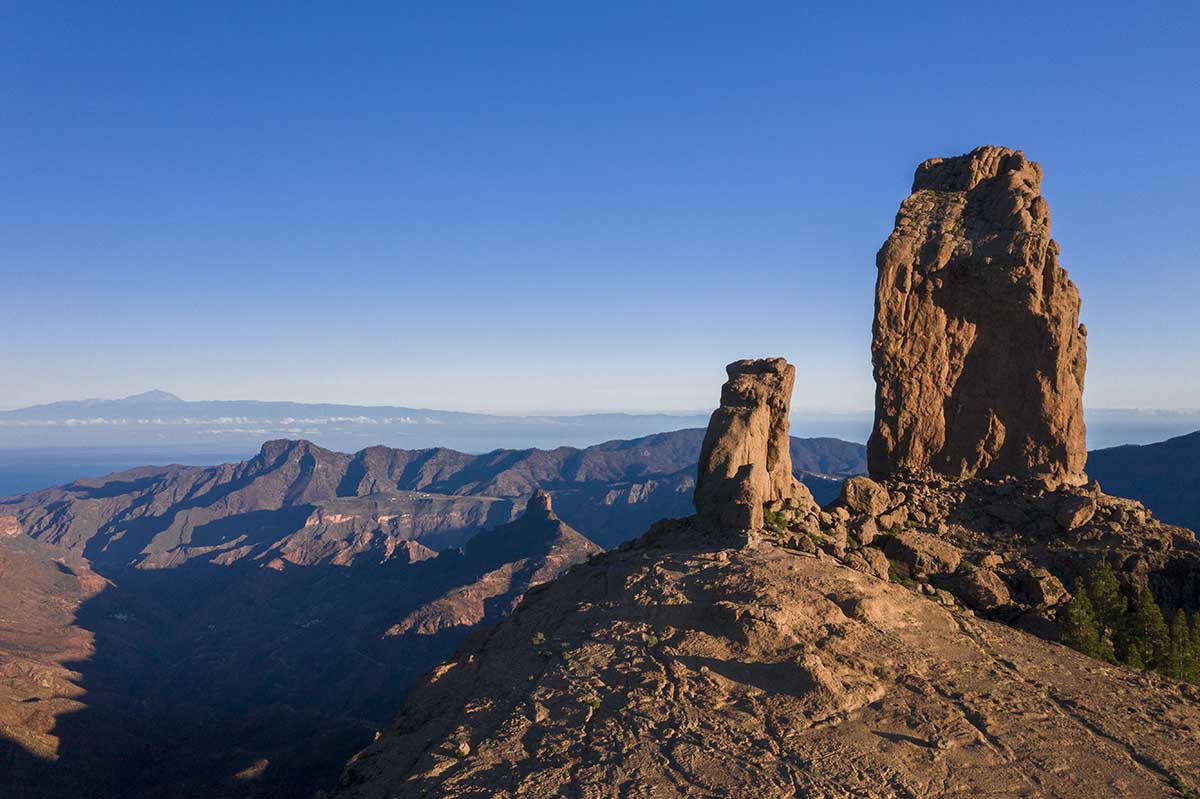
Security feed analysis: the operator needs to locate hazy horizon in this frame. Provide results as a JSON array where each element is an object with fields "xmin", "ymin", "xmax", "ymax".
[{"xmin": 5, "ymin": 386, "xmax": 1200, "ymax": 418}]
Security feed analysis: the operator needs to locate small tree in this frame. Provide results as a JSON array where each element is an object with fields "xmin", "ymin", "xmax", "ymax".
[
  {"xmin": 1061, "ymin": 578, "xmax": 1110, "ymax": 661},
  {"xmin": 1165, "ymin": 609, "xmax": 1191, "ymax": 680},
  {"xmin": 1126, "ymin": 588, "xmax": 1170, "ymax": 671},
  {"xmin": 1180, "ymin": 607, "xmax": 1200, "ymax": 681},
  {"xmin": 1088, "ymin": 561, "xmax": 1126, "ymax": 631},
  {"xmin": 1087, "ymin": 560, "xmax": 1126, "ymax": 658}
]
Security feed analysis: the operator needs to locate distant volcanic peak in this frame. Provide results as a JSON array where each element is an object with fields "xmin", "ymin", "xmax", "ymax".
[
  {"xmin": 694, "ymin": 357, "xmax": 813, "ymax": 530},
  {"xmin": 869, "ymin": 145, "xmax": 1086, "ymax": 483},
  {"xmin": 121, "ymin": 389, "xmax": 184, "ymax": 403}
]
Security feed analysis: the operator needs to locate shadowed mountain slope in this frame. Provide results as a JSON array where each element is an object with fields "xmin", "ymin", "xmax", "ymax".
[
  {"xmin": 1088, "ymin": 431, "xmax": 1200, "ymax": 533},
  {"xmin": 0, "ymin": 493, "xmax": 599, "ymax": 799}
]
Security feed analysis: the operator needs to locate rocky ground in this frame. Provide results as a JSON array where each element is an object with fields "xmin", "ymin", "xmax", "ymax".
[
  {"xmin": 768, "ymin": 473, "xmax": 1200, "ymax": 637},
  {"xmin": 333, "ymin": 520, "xmax": 1200, "ymax": 798}
]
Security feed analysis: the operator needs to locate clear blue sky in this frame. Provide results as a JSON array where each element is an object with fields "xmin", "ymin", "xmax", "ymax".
[{"xmin": 2, "ymin": 1, "xmax": 1197, "ymax": 413}]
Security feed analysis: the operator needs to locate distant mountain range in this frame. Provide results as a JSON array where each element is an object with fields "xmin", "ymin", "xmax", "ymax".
[{"xmin": 0, "ymin": 429, "xmax": 866, "ymax": 798}]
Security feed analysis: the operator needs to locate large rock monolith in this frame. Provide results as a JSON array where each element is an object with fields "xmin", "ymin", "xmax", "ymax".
[
  {"xmin": 694, "ymin": 358, "xmax": 806, "ymax": 529},
  {"xmin": 868, "ymin": 145, "xmax": 1087, "ymax": 482}
]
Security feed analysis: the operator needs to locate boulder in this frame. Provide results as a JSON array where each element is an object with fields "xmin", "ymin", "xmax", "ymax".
[
  {"xmin": 883, "ymin": 530, "xmax": 963, "ymax": 577},
  {"xmin": 694, "ymin": 358, "xmax": 811, "ymax": 529},
  {"xmin": 853, "ymin": 517, "xmax": 879, "ymax": 547},
  {"xmin": 839, "ymin": 476, "xmax": 891, "ymax": 516},
  {"xmin": 979, "ymin": 552, "xmax": 1003, "ymax": 569},
  {"xmin": 867, "ymin": 146, "xmax": 1087, "ymax": 482},
  {"xmin": 945, "ymin": 568, "xmax": 1011, "ymax": 611},
  {"xmin": 1056, "ymin": 495, "xmax": 1097, "ymax": 530},
  {"xmin": 857, "ymin": 546, "xmax": 891, "ymax": 580},
  {"xmin": 1018, "ymin": 567, "xmax": 1068, "ymax": 607}
]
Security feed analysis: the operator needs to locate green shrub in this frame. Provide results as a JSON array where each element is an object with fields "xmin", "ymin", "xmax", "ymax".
[{"xmin": 763, "ymin": 510, "xmax": 788, "ymax": 534}]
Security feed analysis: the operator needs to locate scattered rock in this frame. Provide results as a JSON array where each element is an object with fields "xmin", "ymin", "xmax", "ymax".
[{"xmin": 979, "ymin": 552, "xmax": 1003, "ymax": 569}]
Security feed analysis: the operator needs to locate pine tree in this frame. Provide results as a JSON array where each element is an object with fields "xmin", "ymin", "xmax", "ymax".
[
  {"xmin": 1165, "ymin": 609, "xmax": 1191, "ymax": 680},
  {"xmin": 1087, "ymin": 560, "xmax": 1126, "ymax": 659},
  {"xmin": 1188, "ymin": 611, "xmax": 1200, "ymax": 684},
  {"xmin": 1126, "ymin": 587, "xmax": 1170, "ymax": 671},
  {"xmin": 1088, "ymin": 561, "xmax": 1126, "ymax": 631},
  {"xmin": 1061, "ymin": 578, "xmax": 1109, "ymax": 661}
]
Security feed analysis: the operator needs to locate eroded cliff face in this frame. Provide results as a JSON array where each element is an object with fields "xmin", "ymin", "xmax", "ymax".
[
  {"xmin": 693, "ymin": 358, "xmax": 814, "ymax": 529},
  {"xmin": 869, "ymin": 145, "xmax": 1087, "ymax": 482}
]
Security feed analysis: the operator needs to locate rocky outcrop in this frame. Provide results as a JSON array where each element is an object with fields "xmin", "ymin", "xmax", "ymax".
[
  {"xmin": 386, "ymin": 490, "xmax": 599, "ymax": 638},
  {"xmin": 333, "ymin": 518, "xmax": 1200, "ymax": 799},
  {"xmin": 0, "ymin": 514, "xmax": 21, "ymax": 538},
  {"xmin": 869, "ymin": 145, "xmax": 1087, "ymax": 482},
  {"xmin": 694, "ymin": 358, "xmax": 811, "ymax": 529},
  {"xmin": 332, "ymin": 348, "xmax": 1200, "ymax": 799}
]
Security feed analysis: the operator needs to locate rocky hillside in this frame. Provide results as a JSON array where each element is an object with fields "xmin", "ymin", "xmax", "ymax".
[
  {"xmin": 335, "ymin": 522, "xmax": 1200, "ymax": 798},
  {"xmin": 0, "ymin": 532, "xmax": 105, "ymax": 765}
]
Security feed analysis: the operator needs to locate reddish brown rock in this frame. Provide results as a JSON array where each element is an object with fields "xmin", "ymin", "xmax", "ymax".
[
  {"xmin": 884, "ymin": 529, "xmax": 963, "ymax": 577},
  {"xmin": 868, "ymin": 146, "xmax": 1087, "ymax": 482},
  {"xmin": 694, "ymin": 358, "xmax": 806, "ymax": 529},
  {"xmin": 839, "ymin": 476, "xmax": 891, "ymax": 517},
  {"xmin": 0, "ymin": 514, "xmax": 21, "ymax": 538}
]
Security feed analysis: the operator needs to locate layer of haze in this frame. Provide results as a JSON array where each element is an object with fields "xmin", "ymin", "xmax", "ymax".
[{"xmin": 3, "ymin": 2, "xmax": 1197, "ymax": 414}]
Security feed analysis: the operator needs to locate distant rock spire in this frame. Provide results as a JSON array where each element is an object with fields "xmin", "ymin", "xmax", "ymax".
[
  {"xmin": 525, "ymin": 489, "xmax": 555, "ymax": 520},
  {"xmin": 868, "ymin": 145, "xmax": 1087, "ymax": 482},
  {"xmin": 693, "ymin": 358, "xmax": 805, "ymax": 529}
]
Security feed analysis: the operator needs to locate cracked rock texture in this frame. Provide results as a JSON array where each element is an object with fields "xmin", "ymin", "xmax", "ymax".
[{"xmin": 869, "ymin": 145, "xmax": 1087, "ymax": 482}]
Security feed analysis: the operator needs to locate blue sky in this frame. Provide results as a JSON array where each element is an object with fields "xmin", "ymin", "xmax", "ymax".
[{"xmin": 2, "ymin": 1, "xmax": 1197, "ymax": 413}]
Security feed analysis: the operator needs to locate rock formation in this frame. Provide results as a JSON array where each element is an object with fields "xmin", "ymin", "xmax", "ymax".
[
  {"xmin": 384, "ymin": 490, "xmax": 600, "ymax": 638},
  {"xmin": 869, "ymin": 145, "xmax": 1087, "ymax": 482},
  {"xmin": 331, "ymin": 348, "xmax": 1200, "ymax": 798},
  {"xmin": 693, "ymin": 358, "xmax": 811, "ymax": 529},
  {"xmin": 333, "ymin": 510, "xmax": 1200, "ymax": 799}
]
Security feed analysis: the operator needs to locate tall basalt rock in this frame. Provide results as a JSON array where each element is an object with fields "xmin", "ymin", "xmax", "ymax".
[
  {"xmin": 694, "ymin": 358, "xmax": 805, "ymax": 529},
  {"xmin": 868, "ymin": 145, "xmax": 1088, "ymax": 482}
]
